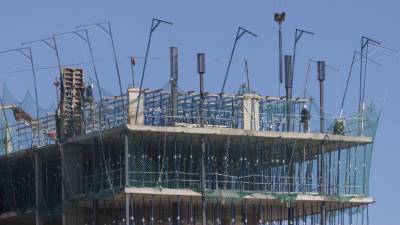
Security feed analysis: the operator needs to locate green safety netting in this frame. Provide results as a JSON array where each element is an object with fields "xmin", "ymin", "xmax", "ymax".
[{"xmin": 0, "ymin": 81, "xmax": 381, "ymax": 224}]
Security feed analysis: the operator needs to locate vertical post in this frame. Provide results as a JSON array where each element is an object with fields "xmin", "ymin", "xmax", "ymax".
[
  {"xmin": 358, "ymin": 39, "xmax": 364, "ymax": 135},
  {"xmin": 284, "ymin": 56, "xmax": 294, "ymax": 224},
  {"xmin": 274, "ymin": 12, "xmax": 286, "ymax": 87},
  {"xmin": 126, "ymin": 194, "xmax": 130, "ymax": 225},
  {"xmin": 244, "ymin": 60, "xmax": 250, "ymax": 89},
  {"xmin": 287, "ymin": 207, "xmax": 294, "ymax": 225},
  {"xmin": 197, "ymin": 53, "xmax": 207, "ymax": 225},
  {"xmin": 320, "ymin": 202, "xmax": 326, "ymax": 225},
  {"xmin": 317, "ymin": 61, "xmax": 326, "ymax": 194},
  {"xmin": 278, "ymin": 25, "xmax": 283, "ymax": 85},
  {"xmin": 125, "ymin": 133, "xmax": 130, "ymax": 225},
  {"xmin": 60, "ymin": 144, "xmax": 67, "ymax": 225},
  {"xmin": 170, "ymin": 47, "xmax": 178, "ymax": 124},
  {"xmin": 93, "ymin": 201, "xmax": 98, "ymax": 225},
  {"xmin": 284, "ymin": 55, "xmax": 293, "ymax": 132},
  {"xmin": 317, "ymin": 61, "xmax": 326, "ymax": 225},
  {"xmin": 34, "ymin": 153, "xmax": 43, "ymax": 225},
  {"xmin": 318, "ymin": 61, "xmax": 326, "ymax": 133},
  {"xmin": 92, "ymin": 138, "xmax": 98, "ymax": 225},
  {"xmin": 198, "ymin": 54, "xmax": 205, "ymax": 128},
  {"xmin": 125, "ymin": 133, "xmax": 129, "ymax": 186}
]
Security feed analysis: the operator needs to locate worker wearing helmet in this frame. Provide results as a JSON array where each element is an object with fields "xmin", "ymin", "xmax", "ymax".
[{"xmin": 300, "ymin": 104, "xmax": 310, "ymax": 133}]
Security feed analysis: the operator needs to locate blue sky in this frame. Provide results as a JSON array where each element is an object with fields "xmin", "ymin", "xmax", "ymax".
[{"xmin": 0, "ymin": 0, "xmax": 399, "ymax": 224}]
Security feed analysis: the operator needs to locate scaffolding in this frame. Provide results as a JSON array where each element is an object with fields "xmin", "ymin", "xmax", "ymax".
[{"xmin": 0, "ymin": 75, "xmax": 380, "ymax": 225}]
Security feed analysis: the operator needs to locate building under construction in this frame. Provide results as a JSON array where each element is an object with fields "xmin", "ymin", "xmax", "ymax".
[{"xmin": 0, "ymin": 19, "xmax": 381, "ymax": 225}]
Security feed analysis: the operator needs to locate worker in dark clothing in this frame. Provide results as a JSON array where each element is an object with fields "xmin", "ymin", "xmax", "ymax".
[
  {"xmin": 300, "ymin": 104, "xmax": 310, "ymax": 133},
  {"xmin": 333, "ymin": 118, "xmax": 346, "ymax": 135}
]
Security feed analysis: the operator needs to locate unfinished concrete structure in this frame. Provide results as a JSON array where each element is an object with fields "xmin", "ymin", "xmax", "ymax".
[
  {"xmin": 0, "ymin": 17, "xmax": 381, "ymax": 225},
  {"xmin": 0, "ymin": 56, "xmax": 379, "ymax": 225}
]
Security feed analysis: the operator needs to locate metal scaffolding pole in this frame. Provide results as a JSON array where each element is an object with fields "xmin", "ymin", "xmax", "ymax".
[
  {"xmin": 292, "ymin": 28, "xmax": 314, "ymax": 82},
  {"xmin": 197, "ymin": 53, "xmax": 206, "ymax": 225},
  {"xmin": 220, "ymin": 26, "xmax": 257, "ymax": 96},
  {"xmin": 135, "ymin": 18, "xmax": 173, "ymax": 124},
  {"xmin": 34, "ymin": 152, "xmax": 43, "ymax": 225},
  {"xmin": 274, "ymin": 12, "xmax": 285, "ymax": 92},
  {"xmin": 318, "ymin": 61, "xmax": 326, "ymax": 225}
]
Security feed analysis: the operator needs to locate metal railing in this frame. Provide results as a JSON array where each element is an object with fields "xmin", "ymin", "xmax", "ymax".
[
  {"xmin": 0, "ymin": 94, "xmax": 127, "ymax": 155},
  {"xmin": 0, "ymin": 90, "xmax": 374, "ymax": 156}
]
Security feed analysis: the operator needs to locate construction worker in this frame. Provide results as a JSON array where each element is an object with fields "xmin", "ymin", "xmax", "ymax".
[
  {"xmin": 333, "ymin": 118, "xmax": 346, "ymax": 135},
  {"xmin": 300, "ymin": 104, "xmax": 310, "ymax": 133}
]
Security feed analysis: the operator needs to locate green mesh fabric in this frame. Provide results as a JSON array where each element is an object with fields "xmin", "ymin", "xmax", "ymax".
[{"xmin": 268, "ymin": 193, "xmax": 298, "ymax": 206}]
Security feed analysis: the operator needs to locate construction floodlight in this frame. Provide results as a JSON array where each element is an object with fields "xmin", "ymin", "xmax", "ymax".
[{"xmin": 274, "ymin": 12, "xmax": 286, "ymax": 24}]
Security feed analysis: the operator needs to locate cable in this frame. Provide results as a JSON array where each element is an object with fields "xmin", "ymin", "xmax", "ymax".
[{"xmin": 0, "ymin": 56, "xmax": 253, "ymax": 78}]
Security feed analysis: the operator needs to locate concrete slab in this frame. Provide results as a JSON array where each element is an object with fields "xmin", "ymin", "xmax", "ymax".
[{"xmin": 124, "ymin": 187, "xmax": 374, "ymax": 205}]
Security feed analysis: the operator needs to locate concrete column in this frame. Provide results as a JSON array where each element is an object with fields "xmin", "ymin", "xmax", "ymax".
[
  {"xmin": 62, "ymin": 144, "xmax": 85, "ymax": 225},
  {"xmin": 287, "ymin": 207, "xmax": 294, "ymax": 225},
  {"xmin": 34, "ymin": 153, "xmax": 43, "ymax": 225},
  {"xmin": 124, "ymin": 133, "xmax": 131, "ymax": 225},
  {"xmin": 125, "ymin": 133, "xmax": 129, "ymax": 187},
  {"xmin": 61, "ymin": 144, "xmax": 66, "ymax": 225},
  {"xmin": 241, "ymin": 93, "xmax": 261, "ymax": 131},
  {"xmin": 63, "ymin": 204, "xmax": 84, "ymax": 225},
  {"xmin": 125, "ymin": 193, "xmax": 130, "ymax": 225},
  {"xmin": 127, "ymin": 88, "xmax": 145, "ymax": 125},
  {"xmin": 92, "ymin": 138, "xmax": 99, "ymax": 225},
  {"xmin": 63, "ymin": 147, "xmax": 83, "ymax": 197},
  {"xmin": 93, "ymin": 200, "xmax": 99, "ymax": 225},
  {"xmin": 320, "ymin": 202, "xmax": 326, "ymax": 225}
]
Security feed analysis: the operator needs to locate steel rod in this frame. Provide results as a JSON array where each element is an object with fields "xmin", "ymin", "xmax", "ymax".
[
  {"xmin": 292, "ymin": 28, "xmax": 314, "ymax": 85},
  {"xmin": 135, "ymin": 18, "xmax": 173, "ymax": 124},
  {"xmin": 220, "ymin": 27, "xmax": 257, "ymax": 96}
]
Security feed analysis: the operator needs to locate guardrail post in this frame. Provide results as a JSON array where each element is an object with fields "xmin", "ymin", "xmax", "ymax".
[{"xmin": 34, "ymin": 152, "xmax": 43, "ymax": 225}]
